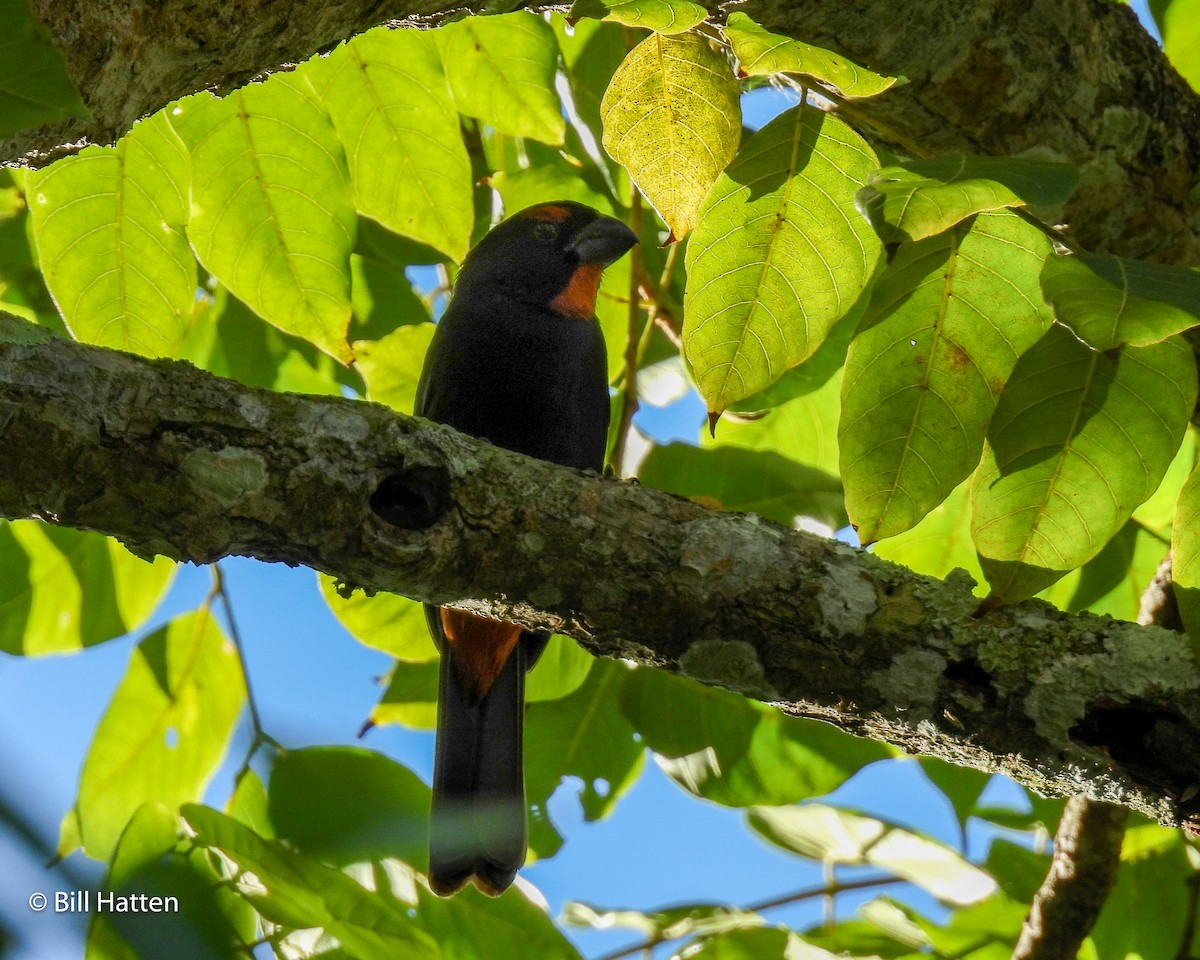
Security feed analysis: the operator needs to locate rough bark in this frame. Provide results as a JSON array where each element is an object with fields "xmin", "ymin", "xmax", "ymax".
[
  {"xmin": 7, "ymin": 0, "xmax": 1199, "ymax": 272},
  {"xmin": 4, "ymin": 331, "xmax": 1200, "ymax": 827}
]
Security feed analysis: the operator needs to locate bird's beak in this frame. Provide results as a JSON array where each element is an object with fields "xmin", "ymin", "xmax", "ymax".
[{"xmin": 566, "ymin": 215, "xmax": 638, "ymax": 265}]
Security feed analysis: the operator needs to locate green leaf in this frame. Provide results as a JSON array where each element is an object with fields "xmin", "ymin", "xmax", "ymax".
[
  {"xmin": 555, "ymin": 16, "xmax": 628, "ymax": 168},
  {"xmin": 181, "ymin": 804, "xmax": 441, "ymax": 959},
  {"xmin": 72, "ymin": 608, "xmax": 245, "ymax": 859},
  {"xmin": 1158, "ymin": 0, "xmax": 1200, "ymax": 93},
  {"xmin": 984, "ymin": 838, "xmax": 1051, "ymax": 904},
  {"xmin": 268, "ymin": 746, "xmax": 430, "ymax": 868},
  {"xmin": 0, "ymin": 0, "xmax": 90, "ymax": 137},
  {"xmin": 411, "ymin": 870, "xmax": 583, "ymax": 960},
  {"xmin": 373, "ymin": 659, "xmax": 440, "ymax": 730},
  {"xmin": 1041, "ymin": 252, "xmax": 1200, "ymax": 350},
  {"xmin": 1038, "ymin": 520, "xmax": 1166, "ymax": 621},
  {"xmin": 525, "ymin": 635, "xmax": 595, "ymax": 702},
  {"xmin": 354, "ymin": 321, "xmax": 436, "ymax": 415},
  {"xmin": 917, "ymin": 758, "xmax": 992, "ymax": 837},
  {"xmin": 567, "ymin": 0, "xmax": 707, "ymax": 33},
  {"xmin": 684, "ymin": 927, "xmax": 803, "ymax": 959},
  {"xmin": 319, "ymin": 575, "xmax": 436, "ymax": 660},
  {"xmin": 708, "ymin": 371, "xmax": 843, "ymax": 477},
  {"xmin": 684, "ymin": 104, "xmax": 881, "ymax": 414},
  {"xmin": 350, "ymin": 251, "xmax": 431, "ymax": 341},
  {"xmin": 638, "ymin": 441, "xmax": 846, "ymax": 528},
  {"xmin": 1174, "ymin": 458, "xmax": 1200, "ymax": 644},
  {"xmin": 857, "ymin": 155, "xmax": 1078, "ymax": 245},
  {"xmin": 601, "ymin": 32, "xmax": 741, "ymax": 240},
  {"xmin": 563, "ymin": 901, "xmax": 764, "ymax": 940},
  {"xmin": 0, "ymin": 522, "xmax": 175, "ymax": 656},
  {"xmin": 191, "ymin": 285, "xmax": 350, "ymax": 397},
  {"xmin": 724, "ymin": 12, "xmax": 903, "ymax": 98},
  {"xmin": 525, "ymin": 658, "xmax": 644, "ymax": 856},
  {"xmin": 1088, "ymin": 823, "xmax": 1194, "ymax": 960},
  {"xmin": 312, "ymin": 28, "xmax": 473, "ymax": 262},
  {"xmin": 622, "ymin": 668, "xmax": 891, "ymax": 806},
  {"xmin": 1134, "ymin": 428, "xmax": 1196, "ymax": 537},
  {"xmin": 87, "ymin": 802, "xmax": 251, "ymax": 960},
  {"xmin": 840, "ymin": 212, "xmax": 1053, "ymax": 544},
  {"xmin": 171, "ymin": 81, "xmax": 355, "ymax": 363},
  {"xmin": 972, "ymin": 328, "xmax": 1197, "ymax": 604},
  {"xmin": 443, "ymin": 12, "xmax": 565, "ymax": 145},
  {"xmin": 748, "ymin": 804, "xmax": 997, "ymax": 906},
  {"xmin": 872, "ymin": 481, "xmax": 984, "ymax": 589},
  {"xmin": 26, "ymin": 112, "xmax": 196, "ymax": 357},
  {"xmin": 726, "ymin": 279, "xmax": 867, "ymax": 414}
]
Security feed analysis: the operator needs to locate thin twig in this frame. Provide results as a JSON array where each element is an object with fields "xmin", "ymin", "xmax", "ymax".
[
  {"xmin": 209, "ymin": 563, "xmax": 283, "ymax": 778},
  {"xmin": 590, "ymin": 874, "xmax": 903, "ymax": 960}
]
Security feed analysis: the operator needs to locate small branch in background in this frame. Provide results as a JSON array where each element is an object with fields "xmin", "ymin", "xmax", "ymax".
[
  {"xmin": 209, "ymin": 564, "xmax": 283, "ymax": 778},
  {"xmin": 609, "ymin": 188, "xmax": 645, "ymax": 475},
  {"xmin": 1138, "ymin": 552, "xmax": 1184, "ymax": 631},
  {"xmin": 1011, "ymin": 795, "xmax": 1128, "ymax": 960},
  {"xmin": 590, "ymin": 875, "xmax": 903, "ymax": 960}
]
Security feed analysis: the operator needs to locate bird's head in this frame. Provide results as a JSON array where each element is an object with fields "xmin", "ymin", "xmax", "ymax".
[{"xmin": 455, "ymin": 201, "xmax": 638, "ymax": 319}]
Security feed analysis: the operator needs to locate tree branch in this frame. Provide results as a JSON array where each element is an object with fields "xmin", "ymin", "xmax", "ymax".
[{"xmin": 5, "ymin": 333, "xmax": 1200, "ymax": 826}]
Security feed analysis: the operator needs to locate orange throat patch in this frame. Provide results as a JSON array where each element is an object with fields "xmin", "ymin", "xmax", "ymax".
[
  {"xmin": 550, "ymin": 263, "xmax": 603, "ymax": 319},
  {"xmin": 439, "ymin": 609, "xmax": 523, "ymax": 700}
]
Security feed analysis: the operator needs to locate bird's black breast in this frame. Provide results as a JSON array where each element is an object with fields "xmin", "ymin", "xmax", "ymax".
[{"xmin": 416, "ymin": 294, "xmax": 610, "ymax": 472}]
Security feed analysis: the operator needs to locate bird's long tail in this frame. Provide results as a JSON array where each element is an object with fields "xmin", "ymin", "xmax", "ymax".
[{"xmin": 429, "ymin": 640, "xmax": 527, "ymax": 897}]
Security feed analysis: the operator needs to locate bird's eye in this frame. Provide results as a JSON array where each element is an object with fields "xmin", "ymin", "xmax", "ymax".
[{"xmin": 533, "ymin": 221, "xmax": 559, "ymax": 242}]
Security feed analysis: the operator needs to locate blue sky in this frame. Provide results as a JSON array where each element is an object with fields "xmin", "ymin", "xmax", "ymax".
[{"xmin": 0, "ymin": 2, "xmax": 1160, "ymax": 956}]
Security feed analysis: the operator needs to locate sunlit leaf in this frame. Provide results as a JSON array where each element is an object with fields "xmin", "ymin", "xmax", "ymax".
[
  {"xmin": 840, "ymin": 211, "xmax": 1053, "ymax": 544},
  {"xmin": 0, "ymin": 0, "xmax": 90, "ymax": 137},
  {"xmin": 26, "ymin": 112, "xmax": 195, "ymax": 356},
  {"xmin": 1174, "ymin": 458, "xmax": 1200, "ymax": 643},
  {"xmin": 525, "ymin": 658, "xmax": 643, "ymax": 834},
  {"xmin": 567, "ymin": 0, "xmax": 707, "ymax": 33},
  {"xmin": 1156, "ymin": 0, "xmax": 1200, "ymax": 94},
  {"xmin": 684, "ymin": 104, "xmax": 880, "ymax": 414},
  {"xmin": 354, "ymin": 321, "xmax": 436, "ymax": 415},
  {"xmin": 563, "ymin": 901, "xmax": 763, "ymax": 940},
  {"xmin": 748, "ymin": 804, "xmax": 997, "ymax": 906},
  {"xmin": 443, "ymin": 12, "xmax": 565, "ymax": 145},
  {"xmin": 267, "ymin": 746, "xmax": 430, "ymax": 868},
  {"xmin": 525, "ymin": 636, "xmax": 595, "ymax": 703},
  {"xmin": 72, "ymin": 609, "xmax": 245, "ymax": 859},
  {"xmin": 972, "ymin": 328, "xmax": 1197, "ymax": 604},
  {"xmin": 319, "ymin": 575, "xmax": 436, "ymax": 661},
  {"xmin": 1088, "ymin": 823, "xmax": 1194, "ymax": 960},
  {"xmin": 858, "ymin": 154, "xmax": 1077, "ymax": 245},
  {"xmin": 872, "ymin": 481, "xmax": 984, "ymax": 589},
  {"xmin": 194, "ymin": 285, "xmax": 350, "ymax": 397},
  {"xmin": 87, "ymin": 801, "xmax": 252, "ymax": 959},
  {"xmin": 171, "ymin": 81, "xmax": 355, "ymax": 362},
  {"xmin": 602, "ymin": 32, "xmax": 741, "ymax": 240},
  {"xmin": 708, "ymin": 371, "xmax": 843, "ymax": 477},
  {"xmin": 622, "ymin": 668, "xmax": 891, "ymax": 806},
  {"xmin": 638, "ymin": 441, "xmax": 846, "ymax": 527},
  {"xmin": 182, "ymin": 805, "xmax": 441, "ymax": 959},
  {"xmin": 724, "ymin": 12, "xmax": 902, "ymax": 98},
  {"xmin": 1038, "ymin": 520, "xmax": 1166, "ymax": 622},
  {"xmin": 0, "ymin": 521, "xmax": 175, "ymax": 656},
  {"xmin": 312, "ymin": 28, "xmax": 473, "ymax": 262},
  {"xmin": 373, "ymin": 659, "xmax": 440, "ymax": 730},
  {"xmin": 1041, "ymin": 251, "xmax": 1200, "ymax": 350}
]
